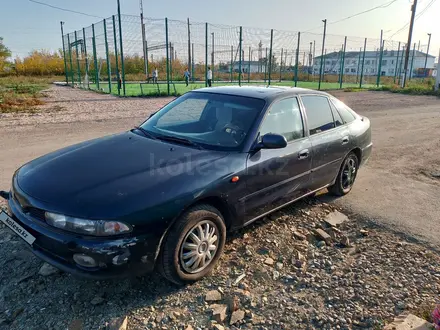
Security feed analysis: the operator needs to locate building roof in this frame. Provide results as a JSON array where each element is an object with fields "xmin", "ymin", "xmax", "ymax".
[
  {"xmin": 193, "ymin": 86, "xmax": 328, "ymax": 100},
  {"xmin": 314, "ymin": 49, "xmax": 434, "ymax": 60}
]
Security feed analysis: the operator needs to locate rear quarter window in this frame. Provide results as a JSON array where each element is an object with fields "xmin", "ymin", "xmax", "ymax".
[{"xmin": 331, "ymin": 98, "xmax": 357, "ymax": 124}]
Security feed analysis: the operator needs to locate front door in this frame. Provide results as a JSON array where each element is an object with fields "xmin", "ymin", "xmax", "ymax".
[{"xmin": 241, "ymin": 97, "xmax": 312, "ymax": 224}]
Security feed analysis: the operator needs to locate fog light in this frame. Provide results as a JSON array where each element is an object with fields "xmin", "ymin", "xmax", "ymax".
[
  {"xmin": 73, "ymin": 254, "xmax": 97, "ymax": 268},
  {"xmin": 112, "ymin": 252, "xmax": 130, "ymax": 266}
]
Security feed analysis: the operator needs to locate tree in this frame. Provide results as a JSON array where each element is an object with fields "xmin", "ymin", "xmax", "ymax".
[{"xmin": 0, "ymin": 37, "xmax": 12, "ymax": 73}]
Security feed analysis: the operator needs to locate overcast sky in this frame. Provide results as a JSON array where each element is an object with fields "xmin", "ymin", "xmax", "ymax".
[{"xmin": 1, "ymin": 0, "xmax": 439, "ymax": 61}]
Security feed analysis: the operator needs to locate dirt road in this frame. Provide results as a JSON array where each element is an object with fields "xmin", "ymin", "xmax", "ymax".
[{"xmin": 1, "ymin": 86, "xmax": 439, "ymax": 245}]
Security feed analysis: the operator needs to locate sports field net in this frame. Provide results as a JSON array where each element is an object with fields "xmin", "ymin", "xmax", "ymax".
[{"xmin": 63, "ymin": 14, "xmax": 415, "ymax": 96}]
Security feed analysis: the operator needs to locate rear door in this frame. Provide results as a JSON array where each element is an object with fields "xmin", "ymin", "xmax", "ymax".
[
  {"xmin": 300, "ymin": 95, "xmax": 351, "ymax": 190},
  {"xmin": 242, "ymin": 97, "xmax": 312, "ymax": 224}
]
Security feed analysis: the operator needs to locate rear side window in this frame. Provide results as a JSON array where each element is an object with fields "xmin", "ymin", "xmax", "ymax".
[
  {"xmin": 301, "ymin": 96, "xmax": 335, "ymax": 135},
  {"xmin": 331, "ymin": 107, "xmax": 344, "ymax": 127},
  {"xmin": 331, "ymin": 98, "xmax": 356, "ymax": 123}
]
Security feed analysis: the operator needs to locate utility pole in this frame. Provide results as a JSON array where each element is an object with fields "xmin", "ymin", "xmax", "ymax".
[
  {"xmin": 318, "ymin": 19, "xmax": 327, "ymax": 90},
  {"xmin": 187, "ymin": 18, "xmax": 191, "ymax": 72},
  {"xmin": 423, "ymin": 33, "xmax": 432, "ymax": 78},
  {"xmin": 60, "ymin": 21, "xmax": 68, "ymax": 84},
  {"xmin": 140, "ymin": 0, "xmax": 148, "ymax": 79},
  {"xmin": 308, "ymin": 42, "xmax": 312, "ymax": 80},
  {"xmin": 402, "ymin": 0, "xmax": 418, "ymax": 87}
]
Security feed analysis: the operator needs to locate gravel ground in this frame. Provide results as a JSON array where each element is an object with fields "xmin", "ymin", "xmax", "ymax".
[
  {"xmin": 0, "ymin": 85, "xmax": 439, "ymax": 329},
  {"xmin": 1, "ymin": 200, "xmax": 439, "ymax": 330}
]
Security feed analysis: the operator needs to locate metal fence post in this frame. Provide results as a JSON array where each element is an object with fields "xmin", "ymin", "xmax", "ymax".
[
  {"xmin": 103, "ymin": 19, "xmax": 112, "ymax": 93},
  {"xmin": 238, "ymin": 26, "xmax": 243, "ymax": 86},
  {"xmin": 82, "ymin": 28, "xmax": 90, "ymax": 89},
  {"xmin": 67, "ymin": 34, "xmax": 75, "ymax": 85},
  {"xmin": 230, "ymin": 46, "xmax": 233, "ymax": 83},
  {"xmin": 268, "ymin": 29, "xmax": 273, "ymax": 85},
  {"xmin": 398, "ymin": 44, "xmax": 405, "ymax": 85},
  {"xmin": 205, "ymin": 22, "xmax": 208, "ymax": 87},
  {"xmin": 339, "ymin": 37, "xmax": 347, "ymax": 89},
  {"xmin": 169, "ymin": 42, "xmax": 173, "ymax": 82},
  {"xmin": 117, "ymin": 3, "xmax": 126, "ymax": 96},
  {"xmin": 294, "ymin": 32, "xmax": 300, "ymax": 87},
  {"xmin": 74, "ymin": 31, "xmax": 82, "ymax": 86},
  {"xmin": 92, "ymin": 24, "xmax": 99, "ymax": 90},
  {"xmin": 264, "ymin": 47, "xmax": 268, "ymax": 83},
  {"xmin": 318, "ymin": 19, "xmax": 327, "ymax": 90},
  {"xmin": 356, "ymin": 47, "xmax": 361, "ymax": 84},
  {"xmin": 165, "ymin": 18, "xmax": 170, "ymax": 94},
  {"xmin": 394, "ymin": 41, "xmax": 400, "ymax": 84},
  {"xmin": 60, "ymin": 22, "xmax": 68, "ymax": 84},
  {"xmin": 112, "ymin": 16, "xmax": 120, "ymax": 95},
  {"xmin": 359, "ymin": 38, "xmax": 367, "ymax": 88},
  {"xmin": 248, "ymin": 47, "xmax": 251, "ymax": 83},
  {"xmin": 279, "ymin": 47, "xmax": 283, "ymax": 82},
  {"xmin": 376, "ymin": 40, "xmax": 385, "ymax": 87},
  {"xmin": 409, "ymin": 42, "xmax": 416, "ymax": 80}
]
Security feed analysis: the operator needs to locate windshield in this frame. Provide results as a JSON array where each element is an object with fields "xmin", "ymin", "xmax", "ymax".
[{"xmin": 141, "ymin": 92, "xmax": 266, "ymax": 150}]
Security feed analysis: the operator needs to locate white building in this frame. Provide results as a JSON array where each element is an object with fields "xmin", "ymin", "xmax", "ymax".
[{"xmin": 313, "ymin": 49, "xmax": 436, "ymax": 78}]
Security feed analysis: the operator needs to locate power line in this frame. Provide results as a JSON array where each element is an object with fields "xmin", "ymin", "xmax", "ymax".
[
  {"xmin": 302, "ymin": 0, "xmax": 400, "ymax": 32},
  {"xmin": 28, "ymin": 0, "xmax": 104, "ymax": 19},
  {"xmin": 388, "ymin": 0, "xmax": 436, "ymax": 39}
]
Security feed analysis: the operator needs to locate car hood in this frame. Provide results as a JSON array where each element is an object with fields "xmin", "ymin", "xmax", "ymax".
[{"xmin": 17, "ymin": 132, "xmax": 230, "ymax": 218}]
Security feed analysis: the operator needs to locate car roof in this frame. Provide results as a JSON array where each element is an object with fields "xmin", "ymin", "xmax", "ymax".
[{"xmin": 192, "ymin": 86, "xmax": 329, "ymax": 100}]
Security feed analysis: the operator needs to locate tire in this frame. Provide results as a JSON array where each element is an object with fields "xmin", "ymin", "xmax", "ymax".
[
  {"xmin": 328, "ymin": 152, "xmax": 359, "ymax": 196},
  {"xmin": 158, "ymin": 204, "xmax": 226, "ymax": 285}
]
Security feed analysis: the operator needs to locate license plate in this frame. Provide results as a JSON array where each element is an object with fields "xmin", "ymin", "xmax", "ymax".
[{"xmin": 0, "ymin": 210, "xmax": 36, "ymax": 245}]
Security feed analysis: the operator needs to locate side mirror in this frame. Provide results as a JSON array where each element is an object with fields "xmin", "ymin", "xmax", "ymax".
[{"xmin": 259, "ymin": 133, "xmax": 287, "ymax": 149}]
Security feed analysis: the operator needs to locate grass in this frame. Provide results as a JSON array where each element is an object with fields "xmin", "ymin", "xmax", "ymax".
[
  {"xmin": 368, "ymin": 79, "xmax": 440, "ymax": 96},
  {"xmin": 0, "ymin": 76, "xmax": 61, "ymax": 112},
  {"xmin": 83, "ymin": 80, "xmax": 378, "ymax": 97}
]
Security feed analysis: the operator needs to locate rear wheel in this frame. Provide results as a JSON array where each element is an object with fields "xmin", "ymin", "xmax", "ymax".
[
  {"xmin": 158, "ymin": 204, "xmax": 226, "ymax": 285},
  {"xmin": 328, "ymin": 152, "xmax": 359, "ymax": 196}
]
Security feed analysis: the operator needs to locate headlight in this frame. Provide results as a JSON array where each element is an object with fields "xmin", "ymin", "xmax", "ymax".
[{"xmin": 45, "ymin": 212, "xmax": 132, "ymax": 236}]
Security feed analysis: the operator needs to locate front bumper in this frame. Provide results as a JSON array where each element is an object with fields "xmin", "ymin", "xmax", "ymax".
[{"xmin": 1, "ymin": 190, "xmax": 161, "ymax": 280}]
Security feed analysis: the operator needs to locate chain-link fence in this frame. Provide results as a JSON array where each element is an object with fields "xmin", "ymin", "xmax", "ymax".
[{"xmin": 63, "ymin": 13, "xmax": 434, "ymax": 96}]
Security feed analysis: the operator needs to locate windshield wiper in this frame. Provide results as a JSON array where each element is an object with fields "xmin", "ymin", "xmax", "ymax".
[
  {"xmin": 156, "ymin": 134, "xmax": 203, "ymax": 149},
  {"xmin": 133, "ymin": 126, "xmax": 157, "ymax": 140}
]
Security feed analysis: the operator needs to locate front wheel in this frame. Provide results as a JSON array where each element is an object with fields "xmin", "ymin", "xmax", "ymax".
[
  {"xmin": 328, "ymin": 152, "xmax": 359, "ymax": 196},
  {"xmin": 158, "ymin": 204, "xmax": 226, "ymax": 285}
]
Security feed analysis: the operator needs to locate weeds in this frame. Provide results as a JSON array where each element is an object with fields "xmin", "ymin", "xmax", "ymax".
[{"xmin": 0, "ymin": 76, "xmax": 61, "ymax": 112}]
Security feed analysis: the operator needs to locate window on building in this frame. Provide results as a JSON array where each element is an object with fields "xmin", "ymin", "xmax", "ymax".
[
  {"xmin": 389, "ymin": 68, "xmax": 395, "ymax": 74},
  {"xmin": 351, "ymin": 68, "xmax": 356, "ymax": 73},
  {"xmin": 391, "ymin": 51, "xmax": 395, "ymax": 57},
  {"xmin": 301, "ymin": 96, "xmax": 336, "ymax": 135},
  {"xmin": 259, "ymin": 98, "xmax": 304, "ymax": 142},
  {"xmin": 366, "ymin": 60, "xmax": 370, "ymax": 65},
  {"xmin": 391, "ymin": 60, "xmax": 394, "ymax": 65},
  {"xmin": 345, "ymin": 68, "xmax": 350, "ymax": 73},
  {"xmin": 382, "ymin": 60, "xmax": 387, "ymax": 66},
  {"xmin": 326, "ymin": 61, "xmax": 330, "ymax": 65},
  {"xmin": 372, "ymin": 60, "xmax": 376, "ymax": 66},
  {"xmin": 331, "ymin": 60, "xmax": 337, "ymax": 65},
  {"xmin": 352, "ymin": 60, "xmax": 357, "ymax": 65}
]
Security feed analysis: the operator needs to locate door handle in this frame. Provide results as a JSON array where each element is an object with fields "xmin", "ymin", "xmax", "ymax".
[
  {"xmin": 298, "ymin": 149, "xmax": 309, "ymax": 160},
  {"xmin": 342, "ymin": 136, "xmax": 349, "ymax": 145}
]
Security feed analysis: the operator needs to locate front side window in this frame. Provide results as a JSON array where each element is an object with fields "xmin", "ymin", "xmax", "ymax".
[
  {"xmin": 142, "ymin": 92, "xmax": 265, "ymax": 150},
  {"xmin": 259, "ymin": 97, "xmax": 304, "ymax": 142},
  {"xmin": 301, "ymin": 96, "xmax": 335, "ymax": 135}
]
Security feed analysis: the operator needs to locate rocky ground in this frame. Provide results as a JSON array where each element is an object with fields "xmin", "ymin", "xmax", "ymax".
[{"xmin": 1, "ymin": 198, "xmax": 439, "ymax": 330}]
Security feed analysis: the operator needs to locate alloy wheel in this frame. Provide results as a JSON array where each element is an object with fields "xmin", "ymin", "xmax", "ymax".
[{"xmin": 341, "ymin": 157, "xmax": 357, "ymax": 190}]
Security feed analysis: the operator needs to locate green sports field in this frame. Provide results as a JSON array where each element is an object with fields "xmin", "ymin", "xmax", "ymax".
[{"xmin": 84, "ymin": 80, "xmax": 376, "ymax": 97}]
